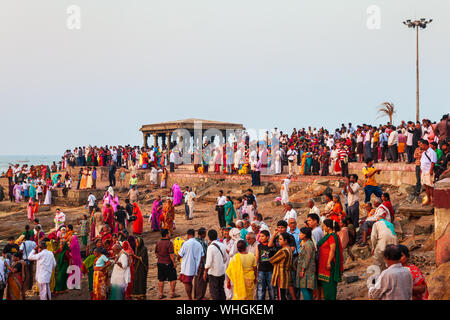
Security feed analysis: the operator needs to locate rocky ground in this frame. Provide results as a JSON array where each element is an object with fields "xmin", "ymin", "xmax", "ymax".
[{"xmin": 0, "ymin": 174, "xmax": 439, "ymax": 300}]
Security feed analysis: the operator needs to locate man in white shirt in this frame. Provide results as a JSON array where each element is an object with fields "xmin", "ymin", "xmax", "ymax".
[
  {"xmin": 28, "ymin": 242, "xmax": 57, "ymax": 300},
  {"xmin": 204, "ymin": 229, "xmax": 227, "ymax": 300},
  {"xmin": 245, "ymin": 232, "xmax": 259, "ymax": 257},
  {"xmin": 388, "ymin": 126, "xmax": 399, "ymax": 162},
  {"xmin": 419, "ymin": 139, "xmax": 437, "ymax": 205},
  {"xmin": 87, "ymin": 192, "xmax": 96, "ymax": 214},
  {"xmin": 216, "ymin": 190, "xmax": 227, "ymax": 228},
  {"xmin": 307, "ymin": 199, "xmax": 320, "ymax": 216},
  {"xmin": 283, "ymin": 203, "xmax": 297, "ymax": 222},
  {"xmin": 287, "ymin": 147, "xmax": 298, "ymax": 176},
  {"xmin": 169, "ymin": 151, "xmax": 176, "ymax": 172},
  {"xmin": 371, "ymin": 219, "xmax": 398, "ymax": 271},
  {"xmin": 344, "ymin": 174, "xmax": 360, "ymax": 227},
  {"xmin": 178, "ymin": 229, "xmax": 204, "ymax": 300},
  {"xmin": 368, "ymin": 244, "xmax": 412, "ymax": 300}
]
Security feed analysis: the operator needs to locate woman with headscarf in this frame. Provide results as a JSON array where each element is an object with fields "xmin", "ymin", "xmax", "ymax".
[
  {"xmin": 150, "ymin": 195, "xmax": 163, "ymax": 231},
  {"xmin": 69, "ymin": 235, "xmax": 82, "ymax": 283},
  {"xmin": 172, "ymin": 183, "xmax": 182, "ymax": 206},
  {"xmin": 103, "ymin": 186, "xmax": 119, "ymax": 213},
  {"xmin": 103, "ymin": 203, "xmax": 115, "ymax": 231},
  {"xmin": 27, "ymin": 198, "xmax": 37, "ymax": 222},
  {"xmin": 54, "ymin": 241, "xmax": 71, "ymax": 294},
  {"xmin": 13, "ymin": 183, "xmax": 23, "ymax": 203},
  {"xmin": 160, "ymin": 198, "xmax": 175, "ymax": 237},
  {"xmin": 132, "ymin": 203, "xmax": 143, "ymax": 235},
  {"xmin": 81, "ymin": 252, "xmax": 96, "ymax": 299},
  {"xmin": 6, "ymin": 252, "xmax": 26, "ymax": 300},
  {"xmin": 317, "ymin": 219, "xmax": 344, "ymax": 300},
  {"xmin": 131, "ymin": 237, "xmax": 148, "ymax": 300},
  {"xmin": 122, "ymin": 241, "xmax": 134, "ymax": 299}
]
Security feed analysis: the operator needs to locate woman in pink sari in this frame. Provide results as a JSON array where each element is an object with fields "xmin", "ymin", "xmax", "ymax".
[
  {"xmin": 69, "ymin": 235, "xmax": 82, "ymax": 282},
  {"xmin": 27, "ymin": 198, "xmax": 36, "ymax": 222},
  {"xmin": 172, "ymin": 183, "xmax": 182, "ymax": 206},
  {"xmin": 150, "ymin": 195, "xmax": 163, "ymax": 231}
]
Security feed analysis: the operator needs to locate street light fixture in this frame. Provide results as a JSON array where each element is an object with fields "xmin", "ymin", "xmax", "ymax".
[{"xmin": 402, "ymin": 18, "xmax": 433, "ymax": 122}]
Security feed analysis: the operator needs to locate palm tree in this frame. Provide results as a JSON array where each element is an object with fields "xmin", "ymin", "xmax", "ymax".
[{"xmin": 377, "ymin": 102, "xmax": 396, "ymax": 124}]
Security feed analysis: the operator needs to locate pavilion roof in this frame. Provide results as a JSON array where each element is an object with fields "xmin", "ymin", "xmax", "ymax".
[{"xmin": 140, "ymin": 118, "xmax": 245, "ymax": 133}]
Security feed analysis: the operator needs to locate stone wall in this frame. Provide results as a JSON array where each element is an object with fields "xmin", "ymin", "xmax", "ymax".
[
  {"xmin": 348, "ymin": 162, "xmax": 416, "ymax": 186},
  {"xmin": 434, "ymin": 177, "xmax": 450, "ymax": 266}
]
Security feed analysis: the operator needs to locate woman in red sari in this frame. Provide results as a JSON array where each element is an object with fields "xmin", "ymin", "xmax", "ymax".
[
  {"xmin": 132, "ymin": 203, "xmax": 143, "ymax": 235},
  {"xmin": 122, "ymin": 241, "xmax": 134, "ymax": 299},
  {"xmin": 381, "ymin": 192, "xmax": 395, "ymax": 221},
  {"xmin": 317, "ymin": 219, "xmax": 344, "ymax": 300},
  {"xmin": 398, "ymin": 245, "xmax": 428, "ymax": 300},
  {"xmin": 103, "ymin": 203, "xmax": 115, "ymax": 231}
]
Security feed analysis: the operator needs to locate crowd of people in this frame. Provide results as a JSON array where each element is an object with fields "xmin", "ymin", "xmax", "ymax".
[
  {"xmin": 0, "ymin": 163, "xmax": 72, "ymax": 211},
  {"xmin": 150, "ymin": 172, "xmax": 429, "ymax": 300},
  {"xmin": 0, "ymin": 115, "xmax": 447, "ymax": 301},
  {"xmin": 182, "ymin": 115, "xmax": 449, "ymax": 182}
]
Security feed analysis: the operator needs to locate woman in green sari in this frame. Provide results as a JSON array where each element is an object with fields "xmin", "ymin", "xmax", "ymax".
[
  {"xmin": 224, "ymin": 196, "xmax": 237, "ymax": 226},
  {"xmin": 317, "ymin": 219, "xmax": 344, "ymax": 300},
  {"xmin": 54, "ymin": 241, "xmax": 71, "ymax": 294},
  {"xmin": 82, "ymin": 253, "xmax": 96, "ymax": 299},
  {"xmin": 131, "ymin": 237, "xmax": 148, "ymax": 299}
]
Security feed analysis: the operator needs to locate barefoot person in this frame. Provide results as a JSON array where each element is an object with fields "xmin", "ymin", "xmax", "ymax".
[{"xmin": 177, "ymin": 229, "xmax": 204, "ymax": 300}]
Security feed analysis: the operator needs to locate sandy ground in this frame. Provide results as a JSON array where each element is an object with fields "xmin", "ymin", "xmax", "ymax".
[{"xmin": 0, "ymin": 177, "xmax": 436, "ymax": 301}]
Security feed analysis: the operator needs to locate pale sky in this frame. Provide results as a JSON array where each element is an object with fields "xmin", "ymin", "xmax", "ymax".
[{"xmin": 1, "ymin": 0, "xmax": 449, "ymax": 155}]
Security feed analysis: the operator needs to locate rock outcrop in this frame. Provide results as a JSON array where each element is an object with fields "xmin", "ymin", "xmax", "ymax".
[{"xmin": 427, "ymin": 261, "xmax": 450, "ymax": 300}]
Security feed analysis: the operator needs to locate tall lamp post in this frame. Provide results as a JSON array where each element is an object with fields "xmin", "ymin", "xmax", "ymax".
[{"xmin": 402, "ymin": 18, "xmax": 433, "ymax": 122}]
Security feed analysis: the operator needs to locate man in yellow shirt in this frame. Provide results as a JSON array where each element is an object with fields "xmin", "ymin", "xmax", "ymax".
[{"xmin": 363, "ymin": 158, "xmax": 382, "ymax": 203}]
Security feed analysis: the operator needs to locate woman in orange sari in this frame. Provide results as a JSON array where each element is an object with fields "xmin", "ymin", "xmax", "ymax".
[
  {"xmin": 160, "ymin": 198, "xmax": 175, "ymax": 236},
  {"xmin": 79, "ymin": 168, "xmax": 88, "ymax": 189},
  {"xmin": 300, "ymin": 151, "xmax": 306, "ymax": 175},
  {"xmin": 6, "ymin": 253, "xmax": 26, "ymax": 300},
  {"xmin": 132, "ymin": 203, "xmax": 143, "ymax": 235},
  {"xmin": 330, "ymin": 195, "xmax": 345, "ymax": 224}
]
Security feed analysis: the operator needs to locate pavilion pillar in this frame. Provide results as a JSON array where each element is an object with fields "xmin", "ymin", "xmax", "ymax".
[
  {"xmin": 143, "ymin": 132, "xmax": 148, "ymax": 148},
  {"xmin": 152, "ymin": 133, "xmax": 158, "ymax": 147},
  {"xmin": 167, "ymin": 131, "xmax": 172, "ymax": 151}
]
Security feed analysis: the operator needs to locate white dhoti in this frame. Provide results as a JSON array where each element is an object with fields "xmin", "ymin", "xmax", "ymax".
[
  {"xmin": 275, "ymin": 161, "xmax": 281, "ymax": 174},
  {"xmin": 38, "ymin": 282, "xmax": 51, "ymax": 300},
  {"xmin": 188, "ymin": 202, "xmax": 194, "ymax": 219}
]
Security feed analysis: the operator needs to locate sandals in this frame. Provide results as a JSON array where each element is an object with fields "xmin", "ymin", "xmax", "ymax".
[
  {"xmin": 171, "ymin": 293, "xmax": 181, "ymax": 298},
  {"xmin": 159, "ymin": 294, "xmax": 166, "ymax": 299}
]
